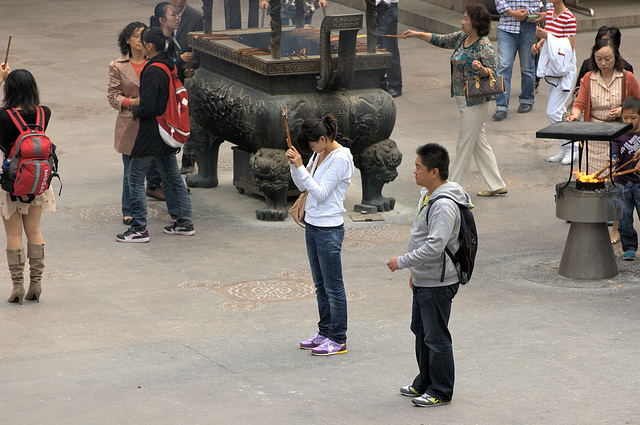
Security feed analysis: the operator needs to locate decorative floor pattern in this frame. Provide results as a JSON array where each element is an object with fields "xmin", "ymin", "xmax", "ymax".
[
  {"xmin": 343, "ymin": 224, "xmax": 410, "ymax": 250},
  {"xmin": 180, "ymin": 270, "xmax": 364, "ymax": 311},
  {"xmin": 0, "ymin": 267, "xmax": 84, "ymax": 280},
  {"xmin": 61, "ymin": 204, "xmax": 203, "ymax": 231}
]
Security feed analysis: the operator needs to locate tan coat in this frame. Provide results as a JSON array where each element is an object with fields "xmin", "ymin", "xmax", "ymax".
[{"xmin": 107, "ymin": 54, "xmax": 145, "ymax": 155}]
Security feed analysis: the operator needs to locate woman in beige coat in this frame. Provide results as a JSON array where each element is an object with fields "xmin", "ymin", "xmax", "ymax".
[{"xmin": 108, "ymin": 22, "xmax": 147, "ymax": 225}]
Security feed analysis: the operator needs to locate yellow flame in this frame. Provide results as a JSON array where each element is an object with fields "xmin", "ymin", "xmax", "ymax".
[{"xmin": 573, "ymin": 170, "xmax": 601, "ymax": 183}]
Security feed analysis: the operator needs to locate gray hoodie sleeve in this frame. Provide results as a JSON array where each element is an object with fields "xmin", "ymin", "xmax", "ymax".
[{"xmin": 399, "ymin": 199, "xmax": 459, "ymax": 268}]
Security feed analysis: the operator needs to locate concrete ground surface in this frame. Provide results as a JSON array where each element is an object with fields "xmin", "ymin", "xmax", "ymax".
[{"xmin": 1, "ymin": 1, "xmax": 638, "ymax": 424}]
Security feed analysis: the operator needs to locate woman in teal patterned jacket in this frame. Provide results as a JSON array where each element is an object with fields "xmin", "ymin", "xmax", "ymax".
[{"xmin": 402, "ymin": 2, "xmax": 507, "ymax": 197}]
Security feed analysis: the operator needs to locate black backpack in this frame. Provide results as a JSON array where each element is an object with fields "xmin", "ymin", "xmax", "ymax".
[{"xmin": 425, "ymin": 195, "xmax": 477, "ymax": 285}]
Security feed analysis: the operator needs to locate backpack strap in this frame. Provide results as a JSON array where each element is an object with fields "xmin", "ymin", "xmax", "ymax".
[
  {"xmin": 34, "ymin": 106, "xmax": 45, "ymax": 131},
  {"xmin": 7, "ymin": 108, "xmax": 29, "ymax": 133},
  {"xmin": 7, "ymin": 107, "xmax": 45, "ymax": 132},
  {"xmin": 149, "ymin": 62, "xmax": 175, "ymax": 79},
  {"xmin": 424, "ymin": 194, "xmax": 460, "ymax": 282}
]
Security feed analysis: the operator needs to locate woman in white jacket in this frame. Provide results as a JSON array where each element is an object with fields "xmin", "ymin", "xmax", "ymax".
[{"xmin": 286, "ymin": 114, "xmax": 354, "ymax": 356}]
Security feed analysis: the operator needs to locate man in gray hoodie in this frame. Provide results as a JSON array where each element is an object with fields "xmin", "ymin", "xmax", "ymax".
[{"xmin": 387, "ymin": 143, "xmax": 472, "ymax": 407}]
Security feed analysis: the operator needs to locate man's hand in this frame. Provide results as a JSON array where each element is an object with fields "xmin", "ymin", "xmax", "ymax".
[
  {"xmin": 259, "ymin": 0, "xmax": 268, "ymax": 9},
  {"xmin": 387, "ymin": 257, "xmax": 399, "ymax": 272},
  {"xmin": 409, "ymin": 276, "xmax": 413, "ymax": 289},
  {"xmin": 507, "ymin": 8, "xmax": 528, "ymax": 21},
  {"xmin": 318, "ymin": 0, "xmax": 328, "ymax": 7}
]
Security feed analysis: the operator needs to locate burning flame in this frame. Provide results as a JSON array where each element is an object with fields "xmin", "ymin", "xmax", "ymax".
[{"xmin": 573, "ymin": 170, "xmax": 601, "ymax": 183}]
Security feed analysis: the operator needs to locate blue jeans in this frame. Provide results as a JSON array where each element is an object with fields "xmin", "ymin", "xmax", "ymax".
[
  {"xmin": 129, "ymin": 153, "xmax": 193, "ymax": 232},
  {"xmin": 410, "ymin": 283, "xmax": 459, "ymax": 402},
  {"xmin": 619, "ymin": 182, "xmax": 640, "ymax": 252},
  {"xmin": 376, "ymin": 3, "xmax": 402, "ymax": 91},
  {"xmin": 305, "ymin": 223, "xmax": 347, "ymax": 344},
  {"xmin": 122, "ymin": 154, "xmax": 131, "ymax": 217},
  {"xmin": 147, "ymin": 160, "xmax": 179, "ymax": 217},
  {"xmin": 495, "ymin": 24, "xmax": 537, "ymax": 113}
]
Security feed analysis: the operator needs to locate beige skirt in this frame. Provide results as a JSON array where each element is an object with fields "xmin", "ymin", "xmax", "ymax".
[{"xmin": 0, "ymin": 151, "xmax": 56, "ymax": 219}]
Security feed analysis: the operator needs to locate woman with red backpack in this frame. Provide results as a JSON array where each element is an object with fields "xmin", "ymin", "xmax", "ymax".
[
  {"xmin": 116, "ymin": 26, "xmax": 194, "ymax": 243},
  {"xmin": 0, "ymin": 69, "xmax": 55, "ymax": 304}
]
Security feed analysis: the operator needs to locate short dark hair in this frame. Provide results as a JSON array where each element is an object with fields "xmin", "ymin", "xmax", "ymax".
[
  {"xmin": 118, "ymin": 22, "xmax": 148, "ymax": 56},
  {"xmin": 295, "ymin": 114, "xmax": 338, "ymax": 155},
  {"xmin": 466, "ymin": 2, "xmax": 492, "ymax": 38},
  {"xmin": 622, "ymin": 97, "xmax": 640, "ymax": 115},
  {"xmin": 595, "ymin": 26, "xmax": 622, "ymax": 48},
  {"xmin": 589, "ymin": 38, "xmax": 623, "ymax": 73},
  {"xmin": 2, "ymin": 69, "xmax": 40, "ymax": 114},
  {"xmin": 416, "ymin": 143, "xmax": 449, "ymax": 181}
]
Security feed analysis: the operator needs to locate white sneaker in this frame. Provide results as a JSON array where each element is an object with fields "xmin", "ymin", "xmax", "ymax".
[
  {"xmin": 561, "ymin": 149, "xmax": 577, "ymax": 166},
  {"xmin": 548, "ymin": 153, "xmax": 564, "ymax": 163}
]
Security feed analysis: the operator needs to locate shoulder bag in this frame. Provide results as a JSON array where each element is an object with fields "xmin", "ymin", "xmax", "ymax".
[{"xmin": 289, "ymin": 153, "xmax": 317, "ymax": 227}]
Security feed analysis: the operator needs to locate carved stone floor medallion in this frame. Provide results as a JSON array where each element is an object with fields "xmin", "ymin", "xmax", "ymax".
[
  {"xmin": 61, "ymin": 204, "xmax": 202, "ymax": 231},
  {"xmin": 180, "ymin": 270, "xmax": 365, "ymax": 311}
]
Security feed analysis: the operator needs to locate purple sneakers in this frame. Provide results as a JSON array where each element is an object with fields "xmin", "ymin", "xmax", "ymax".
[
  {"xmin": 299, "ymin": 332, "xmax": 328, "ymax": 349},
  {"xmin": 310, "ymin": 338, "xmax": 347, "ymax": 356}
]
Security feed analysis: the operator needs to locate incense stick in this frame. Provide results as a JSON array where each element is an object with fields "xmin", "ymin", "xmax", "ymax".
[
  {"xmin": 282, "ymin": 109, "xmax": 293, "ymax": 149},
  {"xmin": 4, "ymin": 36, "xmax": 11, "ymax": 65},
  {"xmin": 375, "ymin": 33, "xmax": 404, "ymax": 38}
]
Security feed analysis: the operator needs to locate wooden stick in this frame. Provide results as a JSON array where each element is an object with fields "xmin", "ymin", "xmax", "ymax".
[
  {"xmin": 282, "ymin": 109, "xmax": 293, "ymax": 149},
  {"xmin": 593, "ymin": 161, "xmax": 611, "ymax": 179},
  {"xmin": 612, "ymin": 168, "xmax": 639, "ymax": 177},
  {"xmin": 601, "ymin": 158, "xmax": 639, "ymax": 180},
  {"xmin": 614, "ymin": 157, "xmax": 637, "ymax": 173},
  {"xmin": 3, "ymin": 36, "xmax": 11, "ymax": 65},
  {"xmin": 375, "ymin": 33, "xmax": 404, "ymax": 38}
]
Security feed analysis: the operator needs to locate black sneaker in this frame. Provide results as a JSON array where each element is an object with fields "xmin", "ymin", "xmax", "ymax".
[
  {"xmin": 163, "ymin": 222, "xmax": 195, "ymax": 236},
  {"xmin": 116, "ymin": 228, "xmax": 149, "ymax": 243},
  {"xmin": 412, "ymin": 393, "xmax": 451, "ymax": 407},
  {"xmin": 493, "ymin": 110, "xmax": 507, "ymax": 121}
]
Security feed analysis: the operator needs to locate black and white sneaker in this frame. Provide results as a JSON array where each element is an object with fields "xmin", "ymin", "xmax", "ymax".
[
  {"xmin": 116, "ymin": 228, "xmax": 149, "ymax": 243},
  {"xmin": 163, "ymin": 222, "xmax": 195, "ymax": 236}
]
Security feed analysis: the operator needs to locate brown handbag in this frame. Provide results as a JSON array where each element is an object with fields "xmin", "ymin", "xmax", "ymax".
[
  {"xmin": 464, "ymin": 68, "xmax": 505, "ymax": 100},
  {"xmin": 289, "ymin": 191, "xmax": 309, "ymax": 227},
  {"xmin": 289, "ymin": 153, "xmax": 317, "ymax": 227}
]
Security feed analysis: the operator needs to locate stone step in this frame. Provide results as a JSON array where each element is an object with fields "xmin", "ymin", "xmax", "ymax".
[{"xmin": 332, "ymin": 0, "xmax": 640, "ymax": 40}]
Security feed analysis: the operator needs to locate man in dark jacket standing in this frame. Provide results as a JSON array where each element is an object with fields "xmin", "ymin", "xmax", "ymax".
[
  {"xmin": 172, "ymin": 0, "xmax": 203, "ymax": 173},
  {"xmin": 387, "ymin": 143, "xmax": 471, "ymax": 407},
  {"xmin": 172, "ymin": 0, "xmax": 204, "ymax": 53}
]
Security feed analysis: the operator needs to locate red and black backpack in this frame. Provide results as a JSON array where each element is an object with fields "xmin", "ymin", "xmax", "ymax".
[{"xmin": 1, "ymin": 107, "xmax": 60, "ymax": 203}]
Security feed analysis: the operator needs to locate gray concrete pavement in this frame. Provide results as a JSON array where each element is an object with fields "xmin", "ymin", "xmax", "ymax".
[{"xmin": 1, "ymin": 1, "xmax": 638, "ymax": 424}]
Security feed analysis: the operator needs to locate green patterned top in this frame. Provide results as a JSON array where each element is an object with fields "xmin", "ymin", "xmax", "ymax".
[{"xmin": 429, "ymin": 31, "xmax": 497, "ymax": 106}]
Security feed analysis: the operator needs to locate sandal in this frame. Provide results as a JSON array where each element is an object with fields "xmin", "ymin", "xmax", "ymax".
[{"xmin": 611, "ymin": 237, "xmax": 620, "ymax": 244}]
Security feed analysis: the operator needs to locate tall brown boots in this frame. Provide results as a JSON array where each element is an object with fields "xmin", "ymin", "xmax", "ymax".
[
  {"xmin": 7, "ymin": 248, "xmax": 25, "ymax": 304},
  {"xmin": 25, "ymin": 244, "xmax": 45, "ymax": 302},
  {"xmin": 6, "ymin": 244, "xmax": 44, "ymax": 304}
]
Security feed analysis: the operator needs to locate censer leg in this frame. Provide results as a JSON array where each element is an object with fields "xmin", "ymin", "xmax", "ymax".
[{"xmin": 558, "ymin": 222, "xmax": 619, "ymax": 279}]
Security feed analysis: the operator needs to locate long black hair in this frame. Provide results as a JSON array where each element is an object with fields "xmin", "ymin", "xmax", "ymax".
[
  {"xmin": 589, "ymin": 38, "xmax": 623, "ymax": 73},
  {"xmin": 295, "ymin": 114, "xmax": 338, "ymax": 155},
  {"xmin": 118, "ymin": 21, "xmax": 148, "ymax": 56},
  {"xmin": 141, "ymin": 26, "xmax": 176, "ymax": 57},
  {"xmin": 150, "ymin": 2, "xmax": 173, "ymax": 28},
  {"xmin": 2, "ymin": 69, "xmax": 40, "ymax": 114}
]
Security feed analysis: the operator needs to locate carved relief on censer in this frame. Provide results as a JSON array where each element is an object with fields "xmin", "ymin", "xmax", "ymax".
[{"xmin": 187, "ymin": 0, "xmax": 402, "ymax": 220}]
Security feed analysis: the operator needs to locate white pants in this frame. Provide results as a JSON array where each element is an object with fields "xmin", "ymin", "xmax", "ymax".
[
  {"xmin": 450, "ymin": 96, "xmax": 506, "ymax": 191},
  {"xmin": 546, "ymin": 81, "xmax": 573, "ymax": 150}
]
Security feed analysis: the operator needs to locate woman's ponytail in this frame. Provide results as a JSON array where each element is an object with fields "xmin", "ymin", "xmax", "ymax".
[{"xmin": 141, "ymin": 26, "xmax": 175, "ymax": 57}]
